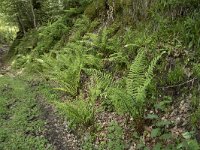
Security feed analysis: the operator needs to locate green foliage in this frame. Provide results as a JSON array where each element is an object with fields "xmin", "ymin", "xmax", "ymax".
[
  {"xmin": 107, "ymin": 121, "xmax": 125, "ymax": 150},
  {"xmin": 174, "ymin": 12, "xmax": 200, "ymax": 50},
  {"xmin": 38, "ymin": 42, "xmax": 101, "ymax": 96},
  {"xmin": 0, "ymin": 0, "xmax": 69, "ymax": 34},
  {"xmin": 167, "ymin": 64, "xmax": 185, "ymax": 85},
  {"xmin": 193, "ymin": 63, "xmax": 200, "ymax": 78},
  {"xmin": 152, "ymin": 0, "xmax": 200, "ymax": 51},
  {"xmin": 68, "ymin": 16, "xmax": 91, "ymax": 42},
  {"xmin": 54, "ymin": 69, "xmax": 113, "ymax": 129},
  {"xmin": 82, "ymin": 134, "xmax": 95, "ymax": 150},
  {"xmin": 64, "ymin": 0, "xmax": 92, "ymax": 9},
  {"xmin": 84, "ymin": 68, "xmax": 113, "ymax": 101},
  {"xmin": 153, "ymin": 0, "xmax": 200, "ymax": 17},
  {"xmin": 85, "ymin": 0, "xmax": 150, "ymax": 23},
  {"xmin": 137, "ymin": 97, "xmax": 199, "ymax": 150},
  {"xmin": 0, "ymin": 76, "xmax": 52, "ymax": 149},
  {"xmin": 87, "ymin": 121, "xmax": 125, "ymax": 150},
  {"xmin": 108, "ymin": 50, "xmax": 164, "ymax": 118},
  {"xmin": 0, "ymin": 17, "xmax": 17, "ymax": 44},
  {"xmin": 4, "ymin": 0, "xmax": 200, "ymax": 149},
  {"xmin": 15, "ymin": 29, "xmax": 38, "ymax": 54},
  {"xmin": 96, "ymin": 27, "xmax": 122, "ymax": 55},
  {"xmin": 55, "ymin": 98, "xmax": 95, "ymax": 129},
  {"xmin": 12, "ymin": 54, "xmax": 32, "ymax": 69},
  {"xmin": 40, "ymin": 50, "xmax": 81, "ymax": 96},
  {"xmin": 190, "ymin": 93, "xmax": 200, "ymax": 127},
  {"xmin": 7, "ymin": 11, "xmax": 73, "ymax": 56},
  {"xmin": 177, "ymin": 138, "xmax": 200, "ymax": 150},
  {"xmin": 35, "ymin": 19, "xmax": 70, "ymax": 54}
]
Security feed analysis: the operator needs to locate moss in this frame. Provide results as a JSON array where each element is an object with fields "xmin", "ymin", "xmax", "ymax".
[
  {"xmin": 84, "ymin": 0, "xmax": 106, "ymax": 19},
  {"xmin": 85, "ymin": 0, "xmax": 123, "ymax": 20},
  {"xmin": 84, "ymin": 0, "xmax": 137, "ymax": 25},
  {"xmin": 84, "ymin": 3, "xmax": 98, "ymax": 19},
  {"xmin": 107, "ymin": 0, "xmax": 122, "ymax": 13}
]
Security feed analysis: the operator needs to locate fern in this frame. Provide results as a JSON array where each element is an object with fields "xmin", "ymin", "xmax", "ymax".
[
  {"xmin": 126, "ymin": 50, "xmax": 147, "ymax": 100},
  {"xmin": 108, "ymin": 87, "xmax": 134, "ymax": 115},
  {"xmin": 54, "ymin": 99, "xmax": 94, "ymax": 129},
  {"xmin": 127, "ymin": 50, "xmax": 164, "ymax": 105},
  {"xmin": 84, "ymin": 68, "xmax": 113, "ymax": 101},
  {"xmin": 129, "ymin": 50, "xmax": 164, "ymax": 116},
  {"xmin": 54, "ymin": 68, "xmax": 113, "ymax": 129},
  {"xmin": 68, "ymin": 16, "xmax": 91, "ymax": 42},
  {"xmin": 37, "ymin": 41, "xmax": 102, "ymax": 96},
  {"xmin": 109, "ymin": 50, "xmax": 164, "ymax": 118}
]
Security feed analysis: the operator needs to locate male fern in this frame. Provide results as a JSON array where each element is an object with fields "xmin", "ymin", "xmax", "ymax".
[{"xmin": 109, "ymin": 50, "xmax": 164, "ymax": 118}]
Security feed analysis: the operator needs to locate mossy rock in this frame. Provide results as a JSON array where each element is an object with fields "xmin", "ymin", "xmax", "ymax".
[
  {"xmin": 84, "ymin": 0, "xmax": 106, "ymax": 19},
  {"xmin": 84, "ymin": 0, "xmax": 123, "ymax": 20},
  {"xmin": 121, "ymin": 0, "xmax": 132, "ymax": 7}
]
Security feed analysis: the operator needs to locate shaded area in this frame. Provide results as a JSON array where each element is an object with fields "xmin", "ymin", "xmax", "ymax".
[{"xmin": 0, "ymin": 44, "xmax": 9, "ymax": 67}]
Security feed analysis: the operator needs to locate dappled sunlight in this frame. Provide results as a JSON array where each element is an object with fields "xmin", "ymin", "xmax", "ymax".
[{"xmin": 0, "ymin": 17, "xmax": 18, "ymax": 44}]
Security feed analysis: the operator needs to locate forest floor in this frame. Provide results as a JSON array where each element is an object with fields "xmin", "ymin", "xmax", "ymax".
[
  {"xmin": 0, "ymin": 47, "xmax": 80, "ymax": 150},
  {"xmin": 0, "ymin": 46, "xmax": 199, "ymax": 149}
]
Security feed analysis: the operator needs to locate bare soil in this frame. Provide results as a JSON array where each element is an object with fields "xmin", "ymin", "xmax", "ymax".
[
  {"xmin": 0, "ymin": 46, "xmax": 81, "ymax": 150},
  {"xmin": 36, "ymin": 93, "xmax": 80, "ymax": 150}
]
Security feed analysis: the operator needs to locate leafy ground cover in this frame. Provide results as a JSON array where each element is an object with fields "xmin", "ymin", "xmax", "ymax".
[
  {"xmin": 0, "ymin": 0, "xmax": 200, "ymax": 149},
  {"xmin": 0, "ymin": 73, "xmax": 80, "ymax": 149},
  {"xmin": 0, "ymin": 76, "xmax": 51, "ymax": 149}
]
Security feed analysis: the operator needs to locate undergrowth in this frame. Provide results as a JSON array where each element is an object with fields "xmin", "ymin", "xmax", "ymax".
[
  {"xmin": 0, "ymin": 76, "xmax": 52, "ymax": 149},
  {"xmin": 7, "ymin": 0, "xmax": 200, "ymax": 149}
]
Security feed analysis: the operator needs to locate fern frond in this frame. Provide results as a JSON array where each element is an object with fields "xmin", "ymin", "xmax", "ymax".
[
  {"xmin": 135, "ymin": 51, "xmax": 164, "ymax": 103},
  {"xmin": 84, "ymin": 68, "xmax": 113, "ymax": 101},
  {"xmin": 126, "ymin": 50, "xmax": 147, "ymax": 98},
  {"xmin": 127, "ymin": 50, "xmax": 164, "ymax": 104},
  {"xmin": 109, "ymin": 50, "xmax": 164, "ymax": 117},
  {"xmin": 54, "ymin": 99, "xmax": 94, "ymax": 128}
]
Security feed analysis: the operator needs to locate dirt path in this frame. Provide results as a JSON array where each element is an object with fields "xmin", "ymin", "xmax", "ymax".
[
  {"xmin": 0, "ymin": 78, "xmax": 80, "ymax": 150},
  {"xmin": 36, "ymin": 94, "xmax": 80, "ymax": 150},
  {"xmin": 0, "ymin": 45, "xmax": 80, "ymax": 150}
]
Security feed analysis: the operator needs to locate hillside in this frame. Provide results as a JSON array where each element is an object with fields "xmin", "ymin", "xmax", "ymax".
[{"xmin": 0, "ymin": 0, "xmax": 200, "ymax": 149}]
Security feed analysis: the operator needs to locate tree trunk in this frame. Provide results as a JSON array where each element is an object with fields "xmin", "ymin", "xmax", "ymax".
[
  {"xmin": 17, "ymin": 16, "xmax": 26, "ymax": 34},
  {"xmin": 30, "ymin": 0, "xmax": 37, "ymax": 28}
]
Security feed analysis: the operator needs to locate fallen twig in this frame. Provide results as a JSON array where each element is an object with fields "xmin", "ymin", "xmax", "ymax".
[{"xmin": 159, "ymin": 77, "xmax": 198, "ymax": 89}]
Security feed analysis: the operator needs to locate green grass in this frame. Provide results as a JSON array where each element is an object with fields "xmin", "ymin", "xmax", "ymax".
[{"xmin": 0, "ymin": 76, "xmax": 52, "ymax": 150}]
